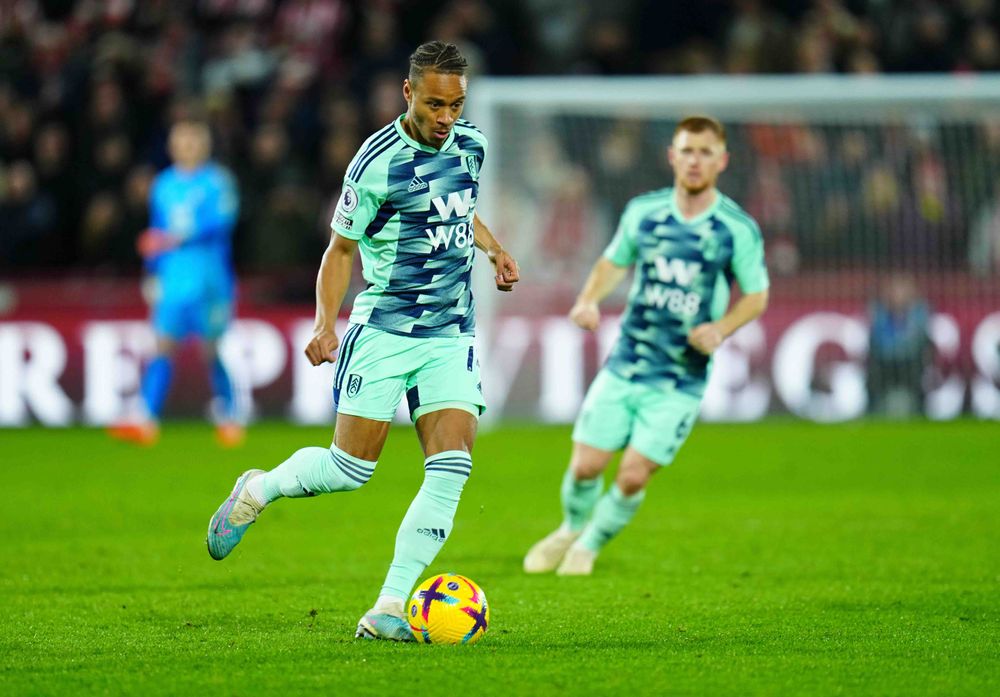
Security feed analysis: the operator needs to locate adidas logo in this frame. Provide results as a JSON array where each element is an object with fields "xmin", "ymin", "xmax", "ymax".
[
  {"xmin": 407, "ymin": 175, "xmax": 428, "ymax": 192},
  {"xmin": 417, "ymin": 527, "xmax": 446, "ymax": 542}
]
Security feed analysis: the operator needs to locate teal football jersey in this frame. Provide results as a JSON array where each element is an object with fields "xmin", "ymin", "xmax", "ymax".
[
  {"xmin": 331, "ymin": 116, "xmax": 487, "ymax": 337},
  {"xmin": 603, "ymin": 187, "xmax": 769, "ymax": 396}
]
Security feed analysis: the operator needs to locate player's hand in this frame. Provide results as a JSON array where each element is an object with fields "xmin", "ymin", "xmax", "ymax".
[
  {"xmin": 569, "ymin": 300, "xmax": 600, "ymax": 331},
  {"xmin": 489, "ymin": 248, "xmax": 520, "ymax": 292},
  {"xmin": 136, "ymin": 228, "xmax": 178, "ymax": 259},
  {"xmin": 305, "ymin": 328, "xmax": 340, "ymax": 366},
  {"xmin": 688, "ymin": 322, "xmax": 725, "ymax": 355}
]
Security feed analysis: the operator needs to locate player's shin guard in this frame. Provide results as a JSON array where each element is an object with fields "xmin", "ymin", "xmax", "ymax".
[
  {"xmin": 561, "ymin": 467, "xmax": 603, "ymax": 531},
  {"xmin": 141, "ymin": 356, "xmax": 173, "ymax": 418},
  {"xmin": 576, "ymin": 484, "xmax": 646, "ymax": 553},
  {"xmin": 379, "ymin": 450, "xmax": 471, "ymax": 600},
  {"xmin": 254, "ymin": 444, "xmax": 375, "ymax": 502}
]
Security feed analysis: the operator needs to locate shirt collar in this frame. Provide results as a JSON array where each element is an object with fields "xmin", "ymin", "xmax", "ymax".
[
  {"xmin": 670, "ymin": 188, "xmax": 722, "ymax": 226},
  {"xmin": 394, "ymin": 115, "xmax": 455, "ymax": 153}
]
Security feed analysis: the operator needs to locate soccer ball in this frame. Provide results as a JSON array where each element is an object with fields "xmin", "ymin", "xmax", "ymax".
[{"xmin": 408, "ymin": 573, "xmax": 490, "ymax": 645}]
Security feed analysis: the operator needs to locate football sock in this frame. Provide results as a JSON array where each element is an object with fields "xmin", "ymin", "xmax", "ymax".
[
  {"xmin": 576, "ymin": 484, "xmax": 646, "ymax": 553},
  {"xmin": 251, "ymin": 444, "xmax": 376, "ymax": 504},
  {"xmin": 373, "ymin": 595, "xmax": 405, "ymax": 616},
  {"xmin": 561, "ymin": 467, "xmax": 603, "ymax": 532},
  {"xmin": 140, "ymin": 355, "xmax": 173, "ymax": 419},
  {"xmin": 379, "ymin": 451, "xmax": 472, "ymax": 600},
  {"xmin": 209, "ymin": 355, "xmax": 236, "ymax": 421}
]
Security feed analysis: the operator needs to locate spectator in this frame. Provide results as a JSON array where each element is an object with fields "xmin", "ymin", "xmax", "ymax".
[
  {"xmin": 969, "ymin": 182, "xmax": 1000, "ymax": 277},
  {"xmin": 0, "ymin": 160, "xmax": 58, "ymax": 267},
  {"xmin": 867, "ymin": 275, "xmax": 932, "ymax": 417}
]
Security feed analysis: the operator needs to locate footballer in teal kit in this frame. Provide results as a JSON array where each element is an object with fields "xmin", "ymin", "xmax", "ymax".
[
  {"xmin": 205, "ymin": 42, "xmax": 520, "ymax": 641},
  {"xmin": 525, "ymin": 116, "xmax": 770, "ymax": 576}
]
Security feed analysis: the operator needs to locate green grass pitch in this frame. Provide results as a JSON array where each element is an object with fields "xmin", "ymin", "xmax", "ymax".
[{"xmin": 1, "ymin": 420, "xmax": 998, "ymax": 695}]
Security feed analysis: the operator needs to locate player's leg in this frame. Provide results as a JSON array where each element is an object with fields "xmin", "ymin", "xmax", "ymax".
[
  {"xmin": 357, "ymin": 336, "xmax": 483, "ymax": 641},
  {"xmin": 357, "ymin": 407, "xmax": 477, "ymax": 642},
  {"xmin": 524, "ymin": 369, "xmax": 631, "ymax": 573},
  {"xmin": 559, "ymin": 385, "xmax": 701, "ymax": 576},
  {"xmin": 108, "ymin": 327, "xmax": 178, "ymax": 446},
  {"xmin": 206, "ymin": 413, "xmax": 391, "ymax": 562},
  {"xmin": 200, "ymin": 338, "xmax": 244, "ymax": 446},
  {"xmin": 206, "ymin": 324, "xmax": 403, "ymax": 561},
  {"xmin": 523, "ymin": 442, "xmax": 614, "ymax": 573},
  {"xmin": 195, "ymin": 294, "xmax": 244, "ymax": 446},
  {"xmin": 558, "ymin": 447, "xmax": 658, "ymax": 575}
]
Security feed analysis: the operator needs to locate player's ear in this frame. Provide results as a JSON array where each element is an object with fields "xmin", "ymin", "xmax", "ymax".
[
  {"xmin": 667, "ymin": 145, "xmax": 676, "ymax": 167},
  {"xmin": 718, "ymin": 148, "xmax": 730, "ymax": 173},
  {"xmin": 403, "ymin": 79, "xmax": 413, "ymax": 106}
]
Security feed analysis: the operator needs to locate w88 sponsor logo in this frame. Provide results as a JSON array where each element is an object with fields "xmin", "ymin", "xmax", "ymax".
[
  {"xmin": 644, "ymin": 283, "xmax": 701, "ymax": 316},
  {"xmin": 425, "ymin": 222, "xmax": 473, "ymax": 251}
]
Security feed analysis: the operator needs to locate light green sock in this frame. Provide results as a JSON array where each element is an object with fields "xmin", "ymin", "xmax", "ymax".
[
  {"xmin": 379, "ymin": 450, "xmax": 471, "ymax": 600},
  {"xmin": 256, "ymin": 444, "xmax": 375, "ymax": 502},
  {"xmin": 577, "ymin": 484, "xmax": 646, "ymax": 553},
  {"xmin": 561, "ymin": 467, "xmax": 603, "ymax": 532}
]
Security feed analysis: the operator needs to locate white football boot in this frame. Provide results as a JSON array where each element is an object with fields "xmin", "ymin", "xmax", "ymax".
[
  {"xmin": 555, "ymin": 544, "xmax": 597, "ymax": 576},
  {"xmin": 523, "ymin": 525, "xmax": 580, "ymax": 573}
]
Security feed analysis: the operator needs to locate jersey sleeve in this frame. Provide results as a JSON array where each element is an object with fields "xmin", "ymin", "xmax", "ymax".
[
  {"xmin": 331, "ymin": 162, "xmax": 385, "ymax": 241},
  {"xmin": 602, "ymin": 201, "xmax": 640, "ymax": 266},
  {"xmin": 208, "ymin": 168, "xmax": 239, "ymax": 232},
  {"xmin": 730, "ymin": 217, "xmax": 770, "ymax": 294},
  {"xmin": 149, "ymin": 175, "xmax": 168, "ymax": 230}
]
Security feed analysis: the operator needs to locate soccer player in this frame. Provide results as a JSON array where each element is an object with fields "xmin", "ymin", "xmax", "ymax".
[
  {"xmin": 108, "ymin": 118, "xmax": 243, "ymax": 447},
  {"xmin": 523, "ymin": 116, "xmax": 769, "ymax": 576},
  {"xmin": 205, "ymin": 42, "xmax": 520, "ymax": 641}
]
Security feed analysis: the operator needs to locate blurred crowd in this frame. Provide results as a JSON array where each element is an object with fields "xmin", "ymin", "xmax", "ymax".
[
  {"xmin": 1, "ymin": 0, "xmax": 1000, "ymax": 275},
  {"xmin": 501, "ymin": 116, "xmax": 1000, "ymax": 291}
]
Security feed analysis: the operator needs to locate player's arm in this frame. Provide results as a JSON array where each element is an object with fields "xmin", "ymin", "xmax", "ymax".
[
  {"xmin": 137, "ymin": 176, "xmax": 174, "ymax": 261},
  {"xmin": 473, "ymin": 213, "xmax": 519, "ymax": 292},
  {"xmin": 305, "ymin": 233, "xmax": 357, "ymax": 366},
  {"xmin": 307, "ymin": 163, "xmax": 382, "ymax": 365},
  {"xmin": 571, "ymin": 201, "xmax": 638, "ymax": 331},
  {"xmin": 569, "ymin": 258, "xmax": 629, "ymax": 331},
  {"xmin": 688, "ymin": 289, "xmax": 769, "ymax": 355},
  {"xmin": 689, "ymin": 216, "xmax": 770, "ymax": 355}
]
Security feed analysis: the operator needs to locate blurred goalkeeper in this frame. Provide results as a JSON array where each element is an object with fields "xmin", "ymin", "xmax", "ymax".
[
  {"xmin": 524, "ymin": 116, "xmax": 769, "ymax": 576},
  {"xmin": 108, "ymin": 117, "xmax": 242, "ymax": 447}
]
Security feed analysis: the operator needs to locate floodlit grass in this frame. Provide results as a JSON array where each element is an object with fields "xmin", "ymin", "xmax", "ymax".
[{"xmin": 1, "ymin": 420, "xmax": 997, "ymax": 695}]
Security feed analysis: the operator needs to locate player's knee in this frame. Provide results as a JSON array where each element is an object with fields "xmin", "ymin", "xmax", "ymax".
[
  {"xmin": 570, "ymin": 457, "xmax": 605, "ymax": 480},
  {"xmin": 616, "ymin": 466, "xmax": 653, "ymax": 496},
  {"xmin": 327, "ymin": 445, "xmax": 376, "ymax": 491}
]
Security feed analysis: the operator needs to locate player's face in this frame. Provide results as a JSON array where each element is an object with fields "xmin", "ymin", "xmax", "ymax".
[
  {"xmin": 169, "ymin": 123, "xmax": 211, "ymax": 170},
  {"xmin": 668, "ymin": 129, "xmax": 729, "ymax": 195},
  {"xmin": 403, "ymin": 71, "xmax": 467, "ymax": 149}
]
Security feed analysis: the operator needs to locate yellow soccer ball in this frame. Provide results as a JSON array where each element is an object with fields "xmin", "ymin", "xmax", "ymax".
[{"xmin": 408, "ymin": 573, "xmax": 490, "ymax": 645}]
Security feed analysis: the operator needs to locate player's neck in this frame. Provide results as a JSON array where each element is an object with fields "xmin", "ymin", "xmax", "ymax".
[{"xmin": 673, "ymin": 186, "xmax": 717, "ymax": 222}]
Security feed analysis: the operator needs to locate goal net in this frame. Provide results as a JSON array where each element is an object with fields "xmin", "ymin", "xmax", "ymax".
[{"xmin": 467, "ymin": 76, "xmax": 1000, "ymax": 422}]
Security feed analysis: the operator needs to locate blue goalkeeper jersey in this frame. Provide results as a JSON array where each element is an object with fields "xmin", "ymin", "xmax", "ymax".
[
  {"xmin": 330, "ymin": 116, "xmax": 487, "ymax": 337},
  {"xmin": 604, "ymin": 187, "xmax": 769, "ymax": 397},
  {"xmin": 148, "ymin": 162, "xmax": 239, "ymax": 301}
]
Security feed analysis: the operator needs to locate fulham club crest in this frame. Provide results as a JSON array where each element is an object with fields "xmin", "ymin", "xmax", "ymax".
[
  {"xmin": 464, "ymin": 155, "xmax": 479, "ymax": 180},
  {"xmin": 346, "ymin": 373, "xmax": 363, "ymax": 398}
]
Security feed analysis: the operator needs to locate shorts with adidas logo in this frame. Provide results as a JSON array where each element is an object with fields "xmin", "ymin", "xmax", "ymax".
[
  {"xmin": 332, "ymin": 323, "xmax": 486, "ymax": 422},
  {"xmin": 572, "ymin": 369, "xmax": 701, "ymax": 466}
]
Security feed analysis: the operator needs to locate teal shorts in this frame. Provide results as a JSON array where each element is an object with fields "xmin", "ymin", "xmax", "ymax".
[
  {"xmin": 572, "ymin": 369, "xmax": 702, "ymax": 466},
  {"xmin": 332, "ymin": 324, "xmax": 486, "ymax": 422}
]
